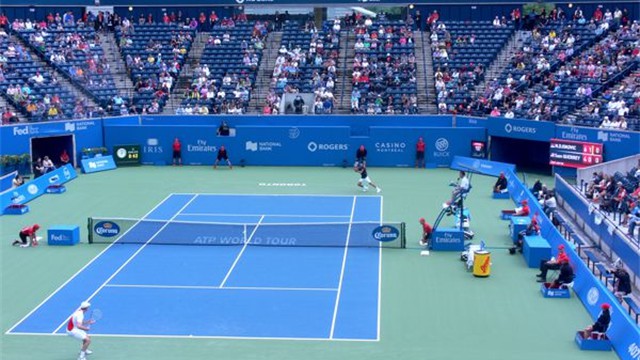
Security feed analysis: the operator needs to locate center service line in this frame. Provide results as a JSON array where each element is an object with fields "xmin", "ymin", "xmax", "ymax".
[{"xmin": 219, "ymin": 215, "xmax": 265, "ymax": 288}]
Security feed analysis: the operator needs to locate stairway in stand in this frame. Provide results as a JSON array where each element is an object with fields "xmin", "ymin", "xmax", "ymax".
[{"xmin": 249, "ymin": 32, "xmax": 282, "ymax": 114}]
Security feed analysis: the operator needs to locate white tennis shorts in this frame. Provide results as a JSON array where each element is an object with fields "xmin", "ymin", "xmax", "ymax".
[
  {"xmin": 67, "ymin": 329, "xmax": 88, "ymax": 341},
  {"xmin": 358, "ymin": 177, "xmax": 372, "ymax": 184}
]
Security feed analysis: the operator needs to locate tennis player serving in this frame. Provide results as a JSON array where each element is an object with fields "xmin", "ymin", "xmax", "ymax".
[
  {"xmin": 66, "ymin": 301, "xmax": 96, "ymax": 360},
  {"xmin": 354, "ymin": 161, "xmax": 381, "ymax": 193}
]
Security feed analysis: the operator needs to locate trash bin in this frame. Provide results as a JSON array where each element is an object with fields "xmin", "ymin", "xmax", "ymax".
[{"xmin": 473, "ymin": 250, "xmax": 491, "ymax": 277}]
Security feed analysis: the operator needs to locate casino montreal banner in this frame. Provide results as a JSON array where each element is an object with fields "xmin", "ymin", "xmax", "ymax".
[{"xmin": 103, "ymin": 124, "xmax": 486, "ymax": 167}]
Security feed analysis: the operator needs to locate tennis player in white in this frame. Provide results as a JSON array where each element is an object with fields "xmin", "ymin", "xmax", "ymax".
[
  {"xmin": 355, "ymin": 161, "xmax": 381, "ymax": 193},
  {"xmin": 66, "ymin": 301, "xmax": 94, "ymax": 360}
]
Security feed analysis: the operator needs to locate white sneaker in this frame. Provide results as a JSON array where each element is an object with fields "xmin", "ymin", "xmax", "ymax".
[
  {"xmin": 376, "ymin": 187, "xmax": 381, "ymax": 193},
  {"xmin": 362, "ymin": 186, "xmax": 368, "ymax": 192},
  {"xmin": 86, "ymin": 349, "xmax": 93, "ymax": 355},
  {"xmin": 78, "ymin": 354, "xmax": 86, "ymax": 360}
]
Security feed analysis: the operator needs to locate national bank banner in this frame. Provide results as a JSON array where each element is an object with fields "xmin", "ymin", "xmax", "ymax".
[
  {"xmin": 555, "ymin": 126, "xmax": 640, "ymax": 162},
  {"xmin": 487, "ymin": 117, "xmax": 556, "ymax": 142},
  {"xmin": 0, "ymin": 119, "xmax": 104, "ymax": 156}
]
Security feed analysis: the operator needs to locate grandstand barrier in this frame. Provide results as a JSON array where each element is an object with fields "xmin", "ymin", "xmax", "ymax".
[
  {"xmin": 554, "ymin": 176, "xmax": 639, "ymax": 278},
  {"xmin": 0, "ymin": 165, "xmax": 78, "ymax": 215},
  {"xmin": 3, "ymin": 116, "xmax": 638, "ymax": 172},
  {"xmin": 503, "ymin": 169, "xmax": 640, "ymax": 360},
  {"xmin": 102, "ymin": 121, "xmax": 487, "ymax": 167}
]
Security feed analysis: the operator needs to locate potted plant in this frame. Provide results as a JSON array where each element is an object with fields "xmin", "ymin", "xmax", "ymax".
[{"xmin": 19, "ymin": 154, "xmax": 32, "ymax": 174}]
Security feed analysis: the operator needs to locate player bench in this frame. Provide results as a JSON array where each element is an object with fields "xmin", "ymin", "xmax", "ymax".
[
  {"xmin": 623, "ymin": 297, "xmax": 640, "ymax": 324},
  {"xmin": 583, "ymin": 250, "xmax": 600, "ymax": 273},
  {"xmin": 594, "ymin": 263, "xmax": 613, "ymax": 283}
]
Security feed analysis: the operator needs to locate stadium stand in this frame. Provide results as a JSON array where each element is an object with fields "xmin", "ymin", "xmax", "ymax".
[
  {"xmin": 430, "ymin": 19, "xmax": 515, "ymax": 114},
  {"xmin": 264, "ymin": 19, "xmax": 340, "ymax": 115},
  {"xmin": 176, "ymin": 20, "xmax": 268, "ymax": 115},
  {"xmin": 15, "ymin": 22, "xmax": 119, "ymax": 115},
  {"xmin": 114, "ymin": 21, "xmax": 195, "ymax": 114},
  {"xmin": 0, "ymin": 28, "xmax": 88, "ymax": 121},
  {"xmin": 351, "ymin": 19, "xmax": 419, "ymax": 114}
]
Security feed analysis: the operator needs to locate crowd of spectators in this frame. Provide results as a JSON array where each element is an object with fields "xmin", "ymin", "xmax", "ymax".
[
  {"xmin": 351, "ymin": 17, "xmax": 418, "ymax": 114},
  {"xmin": 176, "ymin": 20, "xmax": 268, "ymax": 115},
  {"xmin": 452, "ymin": 6, "xmax": 638, "ymax": 129},
  {"xmin": 264, "ymin": 19, "xmax": 339, "ymax": 115},
  {"xmin": 584, "ymin": 162, "xmax": 640, "ymax": 237}
]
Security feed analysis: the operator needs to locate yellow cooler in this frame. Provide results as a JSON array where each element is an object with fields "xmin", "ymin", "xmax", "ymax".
[{"xmin": 473, "ymin": 250, "xmax": 491, "ymax": 277}]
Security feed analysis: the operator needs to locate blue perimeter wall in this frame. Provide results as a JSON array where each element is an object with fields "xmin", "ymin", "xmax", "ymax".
[
  {"xmin": 458, "ymin": 156, "xmax": 640, "ymax": 360},
  {"xmin": 1, "ymin": 115, "xmax": 639, "ymax": 170}
]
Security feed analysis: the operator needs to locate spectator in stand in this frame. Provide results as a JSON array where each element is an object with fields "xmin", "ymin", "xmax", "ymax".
[{"xmin": 611, "ymin": 265, "xmax": 631, "ymax": 301}]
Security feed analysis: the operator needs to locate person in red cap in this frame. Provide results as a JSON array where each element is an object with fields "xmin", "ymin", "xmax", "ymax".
[
  {"xmin": 12, "ymin": 224, "xmax": 40, "ymax": 247},
  {"xmin": 419, "ymin": 217, "xmax": 433, "ymax": 247},
  {"xmin": 515, "ymin": 212, "xmax": 540, "ymax": 251},
  {"xmin": 582, "ymin": 303, "xmax": 611, "ymax": 339},
  {"xmin": 537, "ymin": 244, "xmax": 570, "ymax": 282},
  {"xmin": 501, "ymin": 199, "xmax": 530, "ymax": 217}
]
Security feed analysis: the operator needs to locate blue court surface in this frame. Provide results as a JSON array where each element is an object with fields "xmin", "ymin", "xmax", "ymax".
[{"xmin": 7, "ymin": 194, "xmax": 386, "ymax": 341}]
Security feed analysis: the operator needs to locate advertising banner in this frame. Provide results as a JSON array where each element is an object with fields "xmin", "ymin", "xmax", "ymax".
[
  {"xmin": 81, "ymin": 156, "xmax": 117, "ymax": 174},
  {"xmin": 0, "ymin": 164, "xmax": 77, "ymax": 211},
  {"xmin": 487, "ymin": 117, "xmax": 556, "ymax": 142}
]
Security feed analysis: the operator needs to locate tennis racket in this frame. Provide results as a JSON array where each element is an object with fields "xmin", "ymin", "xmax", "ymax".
[{"xmin": 87, "ymin": 309, "xmax": 103, "ymax": 324}]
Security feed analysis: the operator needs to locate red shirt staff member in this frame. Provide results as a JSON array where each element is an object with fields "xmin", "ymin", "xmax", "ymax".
[
  {"xmin": 12, "ymin": 224, "xmax": 40, "ymax": 247},
  {"xmin": 60, "ymin": 149, "xmax": 70, "ymax": 164},
  {"xmin": 214, "ymin": 145, "xmax": 232, "ymax": 169},
  {"xmin": 419, "ymin": 217, "xmax": 432, "ymax": 246},
  {"xmin": 415, "ymin": 137, "xmax": 425, "ymax": 168},
  {"xmin": 67, "ymin": 301, "xmax": 94, "ymax": 360},
  {"xmin": 502, "ymin": 199, "xmax": 530, "ymax": 216},
  {"xmin": 172, "ymin": 138, "xmax": 182, "ymax": 166},
  {"xmin": 537, "ymin": 244, "xmax": 570, "ymax": 282}
]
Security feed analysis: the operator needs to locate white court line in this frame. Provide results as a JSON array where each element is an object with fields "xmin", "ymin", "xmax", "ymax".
[
  {"xmin": 218, "ymin": 215, "xmax": 265, "ymax": 288},
  {"xmin": 179, "ymin": 213, "xmax": 351, "ymax": 218},
  {"xmin": 377, "ymin": 195, "xmax": 383, "ymax": 341},
  {"xmin": 5, "ymin": 331, "xmax": 378, "ymax": 342},
  {"xmin": 329, "ymin": 196, "xmax": 357, "ymax": 339},
  {"xmin": 4, "ymin": 193, "xmax": 177, "ymax": 335},
  {"xmin": 104, "ymin": 284, "xmax": 337, "ymax": 292},
  {"xmin": 51, "ymin": 194, "xmax": 200, "ymax": 334},
  {"xmin": 173, "ymin": 193, "xmax": 383, "ymax": 199}
]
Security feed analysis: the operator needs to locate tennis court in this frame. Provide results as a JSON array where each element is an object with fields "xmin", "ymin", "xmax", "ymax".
[{"xmin": 7, "ymin": 194, "xmax": 403, "ymax": 341}]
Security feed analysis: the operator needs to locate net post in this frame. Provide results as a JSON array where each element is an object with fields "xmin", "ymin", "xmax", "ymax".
[
  {"xmin": 400, "ymin": 222, "xmax": 406, "ymax": 248},
  {"xmin": 87, "ymin": 217, "xmax": 93, "ymax": 244}
]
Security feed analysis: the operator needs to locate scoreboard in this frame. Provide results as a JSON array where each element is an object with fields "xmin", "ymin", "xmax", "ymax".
[
  {"xmin": 549, "ymin": 138, "xmax": 603, "ymax": 169},
  {"xmin": 113, "ymin": 144, "xmax": 141, "ymax": 166}
]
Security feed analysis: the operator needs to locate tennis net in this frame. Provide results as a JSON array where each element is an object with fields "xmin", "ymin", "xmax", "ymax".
[{"xmin": 88, "ymin": 217, "xmax": 406, "ymax": 248}]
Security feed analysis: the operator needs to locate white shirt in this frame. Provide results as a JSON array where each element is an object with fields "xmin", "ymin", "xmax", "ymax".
[
  {"xmin": 459, "ymin": 176, "xmax": 470, "ymax": 191},
  {"xmin": 67, "ymin": 309, "xmax": 84, "ymax": 331}
]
